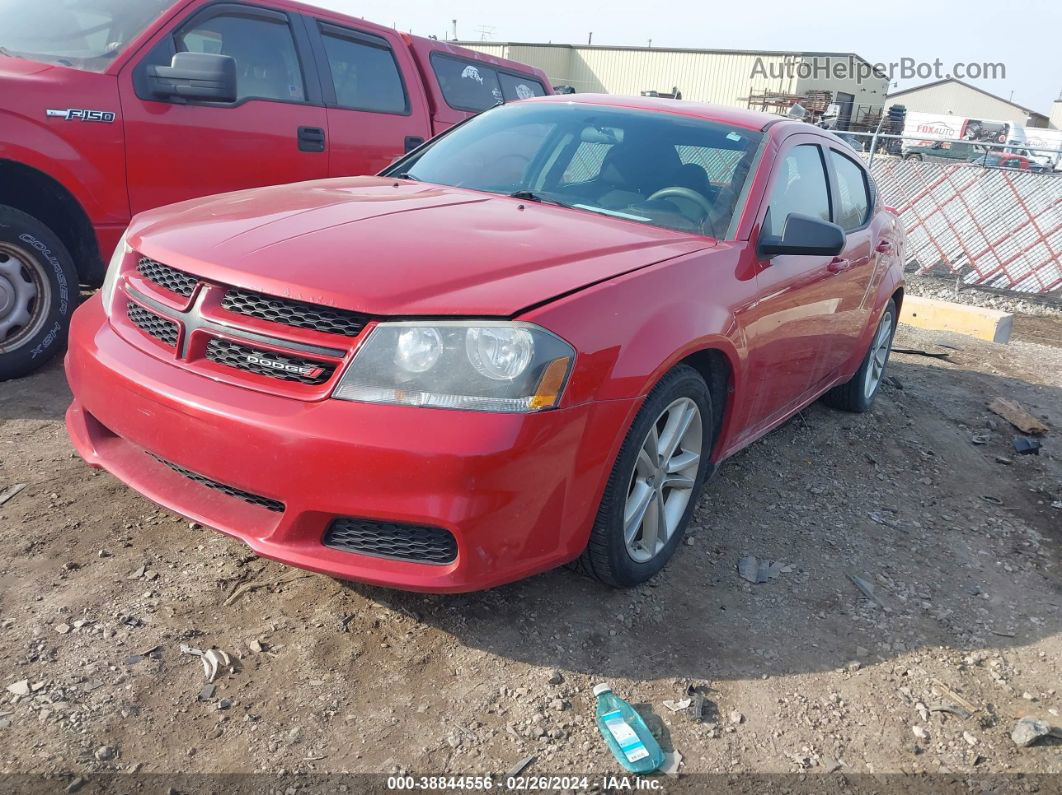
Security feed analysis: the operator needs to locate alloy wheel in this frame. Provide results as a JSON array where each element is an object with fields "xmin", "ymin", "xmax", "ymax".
[
  {"xmin": 863, "ymin": 310, "xmax": 894, "ymax": 401},
  {"xmin": 623, "ymin": 397, "xmax": 703, "ymax": 564}
]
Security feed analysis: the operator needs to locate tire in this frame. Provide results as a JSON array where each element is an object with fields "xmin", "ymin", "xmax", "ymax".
[
  {"xmin": 821, "ymin": 300, "xmax": 897, "ymax": 413},
  {"xmin": 577, "ymin": 364, "xmax": 714, "ymax": 587},
  {"xmin": 0, "ymin": 205, "xmax": 78, "ymax": 381}
]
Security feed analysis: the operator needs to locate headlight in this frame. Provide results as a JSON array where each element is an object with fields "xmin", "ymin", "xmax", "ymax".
[
  {"xmin": 100, "ymin": 229, "xmax": 131, "ymax": 316},
  {"xmin": 333, "ymin": 321, "xmax": 575, "ymax": 413}
]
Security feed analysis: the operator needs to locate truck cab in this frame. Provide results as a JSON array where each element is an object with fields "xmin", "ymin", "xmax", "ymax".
[{"xmin": 0, "ymin": 0, "xmax": 551, "ymax": 380}]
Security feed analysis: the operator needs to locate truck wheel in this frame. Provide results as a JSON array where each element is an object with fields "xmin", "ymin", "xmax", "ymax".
[
  {"xmin": 0, "ymin": 206, "xmax": 78, "ymax": 381},
  {"xmin": 904, "ymin": 153, "xmax": 923, "ymax": 162}
]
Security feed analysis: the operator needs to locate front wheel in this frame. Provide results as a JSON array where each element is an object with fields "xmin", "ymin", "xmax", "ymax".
[
  {"xmin": 821, "ymin": 300, "xmax": 897, "ymax": 413},
  {"xmin": 577, "ymin": 365, "xmax": 713, "ymax": 587},
  {"xmin": 0, "ymin": 206, "xmax": 78, "ymax": 381}
]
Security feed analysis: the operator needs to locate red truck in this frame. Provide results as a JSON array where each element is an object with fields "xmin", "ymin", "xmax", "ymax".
[{"xmin": 0, "ymin": 0, "xmax": 551, "ymax": 380}]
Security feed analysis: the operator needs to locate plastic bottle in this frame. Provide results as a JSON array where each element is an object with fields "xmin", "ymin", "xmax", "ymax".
[{"xmin": 592, "ymin": 683, "xmax": 664, "ymax": 773}]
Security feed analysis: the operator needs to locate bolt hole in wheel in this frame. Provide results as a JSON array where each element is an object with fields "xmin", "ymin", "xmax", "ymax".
[
  {"xmin": 863, "ymin": 309, "xmax": 894, "ymax": 401},
  {"xmin": 623, "ymin": 397, "xmax": 702, "ymax": 563},
  {"xmin": 0, "ymin": 244, "xmax": 47, "ymax": 351}
]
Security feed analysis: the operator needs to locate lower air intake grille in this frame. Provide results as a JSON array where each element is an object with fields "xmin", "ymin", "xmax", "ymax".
[
  {"xmin": 204, "ymin": 338, "xmax": 334, "ymax": 385},
  {"xmin": 137, "ymin": 257, "xmax": 198, "ymax": 297},
  {"xmin": 148, "ymin": 453, "xmax": 284, "ymax": 513},
  {"xmin": 222, "ymin": 287, "xmax": 368, "ymax": 337},
  {"xmin": 324, "ymin": 519, "xmax": 457, "ymax": 565},
  {"xmin": 127, "ymin": 302, "xmax": 179, "ymax": 347}
]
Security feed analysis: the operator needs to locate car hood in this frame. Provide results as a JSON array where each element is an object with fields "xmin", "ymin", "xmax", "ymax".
[{"xmin": 130, "ymin": 176, "xmax": 712, "ymax": 317}]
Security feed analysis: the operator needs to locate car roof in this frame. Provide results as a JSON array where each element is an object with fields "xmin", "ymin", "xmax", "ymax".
[{"xmin": 524, "ymin": 93, "xmax": 787, "ymax": 132}]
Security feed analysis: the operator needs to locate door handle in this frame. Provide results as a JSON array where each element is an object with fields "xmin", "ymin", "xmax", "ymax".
[
  {"xmin": 827, "ymin": 257, "xmax": 852, "ymax": 273},
  {"xmin": 298, "ymin": 126, "xmax": 326, "ymax": 153},
  {"xmin": 404, "ymin": 135, "xmax": 425, "ymax": 153},
  {"xmin": 875, "ymin": 240, "xmax": 892, "ymax": 253}
]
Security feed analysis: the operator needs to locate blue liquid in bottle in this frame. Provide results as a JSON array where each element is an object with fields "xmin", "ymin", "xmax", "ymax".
[{"xmin": 593, "ymin": 683, "xmax": 664, "ymax": 774}]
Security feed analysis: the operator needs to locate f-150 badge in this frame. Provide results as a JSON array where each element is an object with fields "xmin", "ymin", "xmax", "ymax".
[{"xmin": 46, "ymin": 109, "xmax": 116, "ymax": 123}]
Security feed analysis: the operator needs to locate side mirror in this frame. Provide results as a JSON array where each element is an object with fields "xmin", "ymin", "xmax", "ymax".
[
  {"xmin": 148, "ymin": 52, "xmax": 237, "ymax": 103},
  {"xmin": 759, "ymin": 213, "xmax": 846, "ymax": 258}
]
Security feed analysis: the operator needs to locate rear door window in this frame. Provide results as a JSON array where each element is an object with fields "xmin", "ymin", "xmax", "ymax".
[
  {"xmin": 430, "ymin": 54, "xmax": 503, "ymax": 111},
  {"xmin": 498, "ymin": 72, "xmax": 546, "ymax": 101},
  {"xmin": 828, "ymin": 149, "xmax": 871, "ymax": 231},
  {"xmin": 319, "ymin": 25, "xmax": 408, "ymax": 114}
]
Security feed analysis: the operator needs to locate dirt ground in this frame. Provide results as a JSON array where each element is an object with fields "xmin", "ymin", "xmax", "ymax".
[{"xmin": 1, "ymin": 308, "xmax": 1060, "ymax": 791}]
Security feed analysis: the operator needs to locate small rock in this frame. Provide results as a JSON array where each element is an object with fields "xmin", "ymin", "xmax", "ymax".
[
  {"xmin": 5, "ymin": 680, "xmax": 30, "ymax": 697},
  {"xmin": 94, "ymin": 746, "xmax": 115, "ymax": 761},
  {"xmin": 1011, "ymin": 717, "xmax": 1050, "ymax": 747},
  {"xmin": 1022, "ymin": 692, "xmax": 1036, "ymax": 701},
  {"xmin": 963, "ymin": 731, "xmax": 977, "ymax": 746},
  {"xmin": 846, "ymin": 661, "xmax": 861, "ymax": 672},
  {"xmin": 547, "ymin": 671, "xmax": 564, "ymax": 685},
  {"xmin": 55, "ymin": 624, "xmax": 72, "ymax": 635},
  {"xmin": 198, "ymin": 684, "xmax": 216, "ymax": 702},
  {"xmin": 912, "ymin": 726, "xmax": 928, "ymax": 740},
  {"xmin": 65, "ymin": 778, "xmax": 86, "ymax": 793},
  {"xmin": 728, "ymin": 711, "xmax": 744, "ymax": 725},
  {"xmin": 248, "ymin": 640, "xmax": 264, "ymax": 653}
]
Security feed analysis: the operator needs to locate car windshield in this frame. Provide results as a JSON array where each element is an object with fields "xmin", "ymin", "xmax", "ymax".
[
  {"xmin": 0, "ymin": 0, "xmax": 173, "ymax": 72},
  {"xmin": 386, "ymin": 103, "xmax": 764, "ymax": 239}
]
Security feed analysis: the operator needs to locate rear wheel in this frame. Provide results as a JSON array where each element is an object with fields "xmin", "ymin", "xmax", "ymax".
[
  {"xmin": 0, "ymin": 206, "xmax": 78, "ymax": 381},
  {"xmin": 821, "ymin": 300, "xmax": 896, "ymax": 413},
  {"xmin": 577, "ymin": 365, "xmax": 713, "ymax": 587}
]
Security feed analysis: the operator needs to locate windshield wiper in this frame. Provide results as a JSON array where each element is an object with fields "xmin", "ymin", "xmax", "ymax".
[
  {"xmin": 508, "ymin": 190, "xmax": 570, "ymax": 208},
  {"xmin": 0, "ymin": 46, "xmax": 22, "ymax": 59},
  {"xmin": 390, "ymin": 171, "xmax": 422, "ymax": 182}
]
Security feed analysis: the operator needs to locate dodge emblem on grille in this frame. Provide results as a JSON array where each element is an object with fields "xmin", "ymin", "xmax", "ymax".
[{"xmin": 245, "ymin": 353, "xmax": 324, "ymax": 379}]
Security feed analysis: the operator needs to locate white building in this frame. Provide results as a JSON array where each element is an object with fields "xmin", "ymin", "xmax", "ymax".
[{"xmin": 458, "ymin": 42, "xmax": 889, "ymax": 128}]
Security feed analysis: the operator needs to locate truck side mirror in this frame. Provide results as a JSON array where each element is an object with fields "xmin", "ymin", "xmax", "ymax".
[
  {"xmin": 148, "ymin": 52, "xmax": 237, "ymax": 103},
  {"xmin": 759, "ymin": 213, "xmax": 846, "ymax": 258}
]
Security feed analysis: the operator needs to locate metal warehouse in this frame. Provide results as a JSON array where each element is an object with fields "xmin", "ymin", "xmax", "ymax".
[
  {"xmin": 460, "ymin": 41, "xmax": 889, "ymax": 127},
  {"xmin": 886, "ymin": 78, "xmax": 1050, "ymax": 127}
]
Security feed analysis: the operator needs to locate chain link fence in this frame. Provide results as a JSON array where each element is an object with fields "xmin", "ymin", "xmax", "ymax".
[{"xmin": 842, "ymin": 134, "xmax": 1062, "ymax": 295}]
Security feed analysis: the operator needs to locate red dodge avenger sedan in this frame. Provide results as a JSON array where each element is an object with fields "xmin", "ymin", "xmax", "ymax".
[{"xmin": 66, "ymin": 95, "xmax": 904, "ymax": 592}]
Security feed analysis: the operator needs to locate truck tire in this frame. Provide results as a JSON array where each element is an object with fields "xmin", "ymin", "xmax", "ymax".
[
  {"xmin": 904, "ymin": 153, "xmax": 923, "ymax": 162},
  {"xmin": 0, "ymin": 205, "xmax": 79, "ymax": 381}
]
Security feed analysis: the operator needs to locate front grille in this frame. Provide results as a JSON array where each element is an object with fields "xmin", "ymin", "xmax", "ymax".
[
  {"xmin": 222, "ymin": 288, "xmax": 367, "ymax": 337},
  {"xmin": 137, "ymin": 257, "xmax": 198, "ymax": 298},
  {"xmin": 323, "ymin": 519, "xmax": 457, "ymax": 565},
  {"xmin": 127, "ymin": 302, "xmax": 179, "ymax": 348},
  {"xmin": 149, "ymin": 453, "xmax": 284, "ymax": 513},
  {"xmin": 204, "ymin": 338, "xmax": 334, "ymax": 385}
]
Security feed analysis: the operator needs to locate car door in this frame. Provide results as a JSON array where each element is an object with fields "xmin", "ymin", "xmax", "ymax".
[
  {"xmin": 823, "ymin": 145, "xmax": 876, "ymax": 352},
  {"xmin": 738, "ymin": 137, "xmax": 856, "ymax": 435},
  {"xmin": 303, "ymin": 18, "xmax": 433, "ymax": 177},
  {"xmin": 120, "ymin": 2, "xmax": 329, "ymax": 215}
]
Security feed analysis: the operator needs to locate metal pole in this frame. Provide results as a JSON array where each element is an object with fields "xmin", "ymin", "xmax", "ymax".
[{"xmin": 868, "ymin": 112, "xmax": 886, "ymax": 169}]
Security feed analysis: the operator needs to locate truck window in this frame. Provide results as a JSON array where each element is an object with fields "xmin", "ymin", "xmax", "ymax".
[
  {"xmin": 0, "ymin": 0, "xmax": 172, "ymax": 72},
  {"xmin": 319, "ymin": 26, "xmax": 408, "ymax": 114},
  {"xmin": 497, "ymin": 72, "xmax": 546, "ymax": 102},
  {"xmin": 430, "ymin": 53, "xmax": 503, "ymax": 112},
  {"xmin": 177, "ymin": 12, "xmax": 305, "ymax": 103}
]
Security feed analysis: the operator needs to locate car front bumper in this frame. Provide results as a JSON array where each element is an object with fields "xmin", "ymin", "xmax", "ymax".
[{"xmin": 65, "ymin": 296, "xmax": 637, "ymax": 592}]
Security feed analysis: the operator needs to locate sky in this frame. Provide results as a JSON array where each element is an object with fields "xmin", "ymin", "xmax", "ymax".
[{"xmin": 317, "ymin": 0, "xmax": 1061, "ymax": 115}]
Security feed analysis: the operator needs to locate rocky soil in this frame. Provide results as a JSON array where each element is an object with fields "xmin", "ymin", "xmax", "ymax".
[{"xmin": 0, "ymin": 315, "xmax": 1059, "ymax": 792}]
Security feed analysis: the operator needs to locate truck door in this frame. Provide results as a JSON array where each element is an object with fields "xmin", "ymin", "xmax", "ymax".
[
  {"xmin": 119, "ymin": 3, "xmax": 329, "ymax": 215},
  {"xmin": 301, "ymin": 18, "xmax": 432, "ymax": 177}
]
